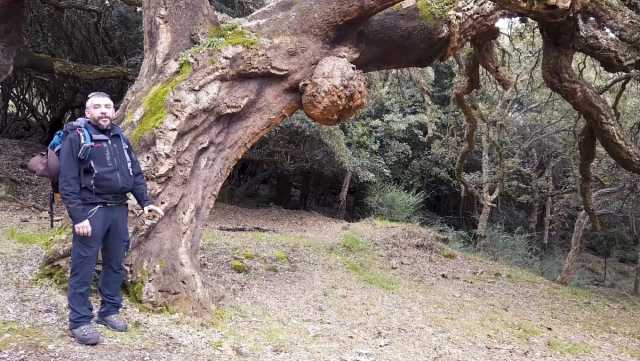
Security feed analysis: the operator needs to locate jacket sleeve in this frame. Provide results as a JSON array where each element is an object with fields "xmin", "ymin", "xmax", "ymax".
[
  {"xmin": 126, "ymin": 138, "xmax": 151, "ymax": 208},
  {"xmin": 58, "ymin": 132, "xmax": 88, "ymax": 224}
]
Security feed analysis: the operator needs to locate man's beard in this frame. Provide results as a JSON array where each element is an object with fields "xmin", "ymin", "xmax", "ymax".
[{"xmin": 91, "ymin": 116, "xmax": 112, "ymax": 129}]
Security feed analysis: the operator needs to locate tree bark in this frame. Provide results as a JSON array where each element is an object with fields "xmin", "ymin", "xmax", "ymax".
[
  {"xmin": 117, "ymin": 0, "xmax": 424, "ymax": 313},
  {"xmin": 0, "ymin": 0, "xmax": 24, "ymax": 82},
  {"xmin": 542, "ymin": 164, "xmax": 553, "ymax": 247},
  {"xmin": 13, "ymin": 49, "xmax": 136, "ymax": 80},
  {"xmin": 557, "ymin": 187, "xmax": 621, "ymax": 285},
  {"xmin": 631, "ymin": 211, "xmax": 639, "ymax": 295},
  {"xmin": 476, "ymin": 123, "xmax": 492, "ymax": 240}
]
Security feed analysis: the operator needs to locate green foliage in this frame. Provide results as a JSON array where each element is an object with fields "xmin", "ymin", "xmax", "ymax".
[
  {"xmin": 365, "ymin": 183, "xmax": 424, "ymax": 223},
  {"xmin": 124, "ymin": 268, "xmax": 149, "ymax": 306},
  {"xmin": 35, "ymin": 264, "xmax": 68, "ymax": 289},
  {"xmin": 416, "ymin": 0, "xmax": 456, "ymax": 23},
  {"xmin": 179, "ymin": 23, "xmax": 258, "ymax": 68},
  {"xmin": 482, "ymin": 226, "xmax": 537, "ymax": 267},
  {"xmin": 130, "ymin": 62, "xmax": 193, "ymax": 144}
]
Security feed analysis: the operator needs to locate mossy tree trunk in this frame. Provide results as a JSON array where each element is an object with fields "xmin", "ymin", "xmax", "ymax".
[{"xmin": 117, "ymin": 0, "xmax": 467, "ymax": 313}]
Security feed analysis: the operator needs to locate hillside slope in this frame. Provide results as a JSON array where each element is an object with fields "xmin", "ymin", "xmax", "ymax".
[{"xmin": 1, "ymin": 201, "xmax": 639, "ymax": 361}]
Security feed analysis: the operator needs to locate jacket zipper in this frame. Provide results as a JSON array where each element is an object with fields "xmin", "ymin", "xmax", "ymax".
[
  {"xmin": 109, "ymin": 138, "xmax": 122, "ymax": 189},
  {"xmin": 90, "ymin": 161, "xmax": 97, "ymax": 196}
]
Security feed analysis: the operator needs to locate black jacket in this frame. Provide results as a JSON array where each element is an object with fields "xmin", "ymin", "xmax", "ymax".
[{"xmin": 59, "ymin": 119, "xmax": 150, "ymax": 224}]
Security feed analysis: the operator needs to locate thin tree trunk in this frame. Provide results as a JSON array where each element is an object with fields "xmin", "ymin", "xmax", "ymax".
[
  {"xmin": 557, "ymin": 210, "xmax": 589, "ymax": 285},
  {"xmin": 557, "ymin": 186, "xmax": 621, "ymax": 285},
  {"xmin": 542, "ymin": 164, "xmax": 554, "ymax": 247},
  {"xmin": 476, "ymin": 123, "xmax": 492, "ymax": 240},
  {"xmin": 337, "ymin": 170, "xmax": 352, "ymax": 219},
  {"xmin": 528, "ymin": 200, "xmax": 540, "ymax": 234},
  {"xmin": 631, "ymin": 211, "xmax": 639, "ymax": 295}
]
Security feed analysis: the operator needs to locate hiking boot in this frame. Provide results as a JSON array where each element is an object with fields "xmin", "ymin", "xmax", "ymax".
[
  {"xmin": 69, "ymin": 324, "xmax": 101, "ymax": 345},
  {"xmin": 96, "ymin": 314, "xmax": 128, "ymax": 332}
]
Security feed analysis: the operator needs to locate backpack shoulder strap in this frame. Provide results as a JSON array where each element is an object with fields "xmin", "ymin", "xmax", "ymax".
[
  {"xmin": 118, "ymin": 134, "xmax": 133, "ymax": 176},
  {"xmin": 76, "ymin": 125, "xmax": 94, "ymax": 160}
]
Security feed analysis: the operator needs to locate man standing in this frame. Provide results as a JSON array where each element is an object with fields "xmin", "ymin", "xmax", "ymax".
[{"xmin": 59, "ymin": 92, "xmax": 163, "ymax": 345}]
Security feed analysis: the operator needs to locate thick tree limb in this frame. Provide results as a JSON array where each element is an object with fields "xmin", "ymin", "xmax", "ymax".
[
  {"xmin": 454, "ymin": 49, "xmax": 482, "ymax": 201},
  {"xmin": 353, "ymin": 1, "xmax": 507, "ymax": 71},
  {"xmin": 41, "ymin": 0, "xmax": 102, "ymax": 13},
  {"xmin": 14, "ymin": 49, "xmax": 137, "ymax": 80},
  {"xmin": 541, "ymin": 25, "xmax": 640, "ymax": 175},
  {"xmin": 577, "ymin": 124, "xmax": 600, "ymax": 231}
]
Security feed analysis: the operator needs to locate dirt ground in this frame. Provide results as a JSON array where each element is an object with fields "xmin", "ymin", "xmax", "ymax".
[{"xmin": 1, "ymin": 199, "xmax": 639, "ymax": 361}]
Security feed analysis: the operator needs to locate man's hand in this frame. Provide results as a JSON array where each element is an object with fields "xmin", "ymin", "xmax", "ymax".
[
  {"xmin": 74, "ymin": 219, "xmax": 92, "ymax": 237},
  {"xmin": 144, "ymin": 204, "xmax": 165, "ymax": 217}
]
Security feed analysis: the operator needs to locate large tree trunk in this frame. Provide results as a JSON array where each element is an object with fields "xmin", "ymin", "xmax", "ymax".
[
  {"xmin": 0, "ymin": 0, "xmax": 24, "ymax": 82},
  {"xmin": 116, "ymin": 0, "xmax": 435, "ymax": 313}
]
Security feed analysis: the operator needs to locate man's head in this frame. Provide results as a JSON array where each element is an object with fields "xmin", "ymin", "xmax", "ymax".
[{"xmin": 85, "ymin": 92, "xmax": 115, "ymax": 129}]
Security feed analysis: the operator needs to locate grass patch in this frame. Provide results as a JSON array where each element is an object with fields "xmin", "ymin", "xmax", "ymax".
[
  {"xmin": 230, "ymin": 259, "xmax": 248, "ymax": 273},
  {"xmin": 504, "ymin": 267, "xmax": 543, "ymax": 285},
  {"xmin": 340, "ymin": 257, "xmax": 398, "ymax": 291},
  {"xmin": 101, "ymin": 321, "xmax": 144, "ymax": 344},
  {"xmin": 5, "ymin": 226, "xmax": 68, "ymax": 250},
  {"xmin": 335, "ymin": 231, "xmax": 399, "ymax": 291},
  {"xmin": 247, "ymin": 232, "xmax": 316, "ymax": 248},
  {"xmin": 35, "ymin": 264, "xmax": 68, "ymax": 290},
  {"xmin": 372, "ymin": 217, "xmax": 405, "ymax": 228},
  {"xmin": 0, "ymin": 320, "xmax": 48, "ymax": 350},
  {"xmin": 439, "ymin": 248, "xmax": 458, "ymax": 260},
  {"xmin": 341, "ymin": 231, "xmax": 368, "ymax": 253},
  {"xmin": 211, "ymin": 305, "xmax": 250, "ymax": 331},
  {"xmin": 510, "ymin": 320, "xmax": 543, "ymax": 342},
  {"xmin": 273, "ymin": 250, "xmax": 289, "ymax": 263},
  {"xmin": 239, "ymin": 249, "xmax": 256, "ymax": 260},
  {"xmin": 547, "ymin": 338, "xmax": 592, "ymax": 355},
  {"xmin": 202, "ymin": 230, "xmax": 224, "ymax": 244}
]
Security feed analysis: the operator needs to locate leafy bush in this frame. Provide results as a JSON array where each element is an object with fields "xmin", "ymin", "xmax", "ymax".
[{"xmin": 365, "ymin": 183, "xmax": 424, "ymax": 223}]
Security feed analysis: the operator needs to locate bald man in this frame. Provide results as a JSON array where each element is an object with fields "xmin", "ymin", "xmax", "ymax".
[{"xmin": 59, "ymin": 92, "xmax": 163, "ymax": 345}]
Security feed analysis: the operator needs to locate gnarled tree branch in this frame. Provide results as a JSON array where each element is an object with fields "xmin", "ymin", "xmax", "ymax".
[{"xmin": 14, "ymin": 49, "xmax": 137, "ymax": 80}]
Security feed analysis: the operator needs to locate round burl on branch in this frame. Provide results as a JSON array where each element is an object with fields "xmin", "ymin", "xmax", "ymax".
[{"xmin": 300, "ymin": 56, "xmax": 367, "ymax": 126}]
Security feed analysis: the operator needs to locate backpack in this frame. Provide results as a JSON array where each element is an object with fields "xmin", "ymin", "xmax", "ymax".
[
  {"xmin": 26, "ymin": 118, "xmax": 93, "ymax": 228},
  {"xmin": 27, "ymin": 118, "xmax": 93, "ymax": 181}
]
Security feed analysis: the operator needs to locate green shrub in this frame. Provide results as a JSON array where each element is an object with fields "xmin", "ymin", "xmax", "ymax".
[
  {"xmin": 365, "ymin": 183, "xmax": 423, "ymax": 223},
  {"xmin": 483, "ymin": 226, "xmax": 537, "ymax": 268}
]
